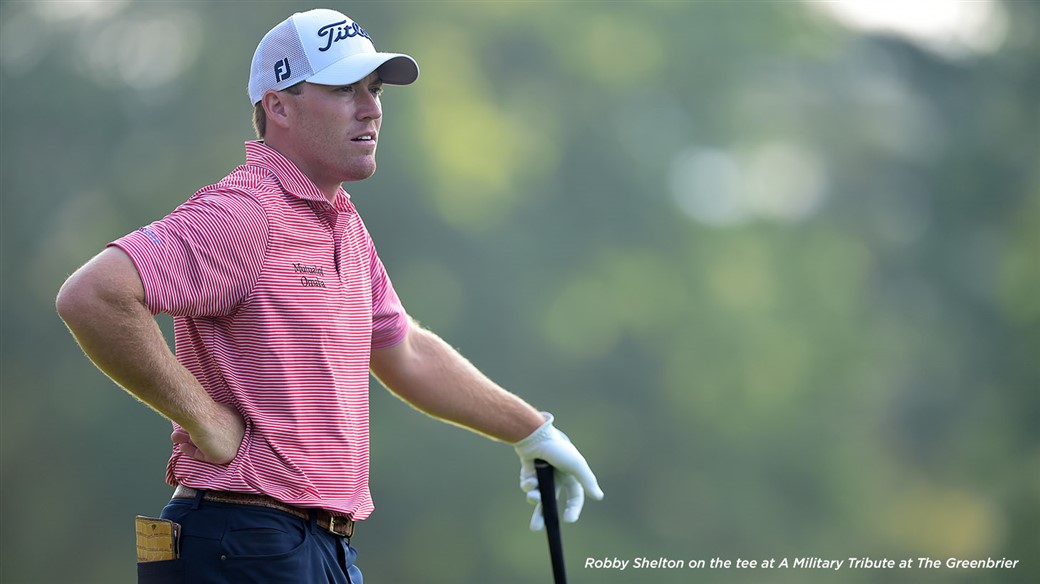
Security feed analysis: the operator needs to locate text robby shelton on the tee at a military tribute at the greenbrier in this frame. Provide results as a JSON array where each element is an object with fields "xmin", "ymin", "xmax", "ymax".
[{"xmin": 584, "ymin": 555, "xmax": 1020, "ymax": 572}]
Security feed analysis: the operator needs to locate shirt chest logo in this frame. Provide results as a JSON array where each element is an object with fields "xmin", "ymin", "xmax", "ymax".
[{"xmin": 292, "ymin": 262, "xmax": 327, "ymax": 288}]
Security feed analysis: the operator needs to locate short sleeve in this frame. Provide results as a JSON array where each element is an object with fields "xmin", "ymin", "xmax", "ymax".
[
  {"xmin": 367, "ymin": 233, "xmax": 409, "ymax": 349},
  {"xmin": 109, "ymin": 189, "xmax": 268, "ymax": 317}
]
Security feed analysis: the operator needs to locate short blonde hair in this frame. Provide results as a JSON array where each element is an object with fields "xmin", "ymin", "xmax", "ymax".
[{"xmin": 251, "ymin": 83, "xmax": 303, "ymax": 138}]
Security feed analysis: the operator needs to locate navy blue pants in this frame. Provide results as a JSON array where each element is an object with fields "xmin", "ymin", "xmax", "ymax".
[{"xmin": 137, "ymin": 492, "xmax": 362, "ymax": 583}]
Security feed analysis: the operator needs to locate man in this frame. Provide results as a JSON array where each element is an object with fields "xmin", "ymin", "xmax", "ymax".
[{"xmin": 56, "ymin": 8, "xmax": 602, "ymax": 584}]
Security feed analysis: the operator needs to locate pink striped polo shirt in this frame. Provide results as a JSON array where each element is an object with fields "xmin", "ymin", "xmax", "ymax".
[{"xmin": 110, "ymin": 141, "xmax": 409, "ymax": 520}]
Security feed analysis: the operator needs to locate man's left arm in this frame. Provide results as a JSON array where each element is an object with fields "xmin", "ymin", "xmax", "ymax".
[{"xmin": 369, "ymin": 319, "xmax": 604, "ymax": 529}]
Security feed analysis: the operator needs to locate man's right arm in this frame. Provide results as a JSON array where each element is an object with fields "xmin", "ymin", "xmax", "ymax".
[{"xmin": 56, "ymin": 246, "xmax": 244, "ymax": 464}]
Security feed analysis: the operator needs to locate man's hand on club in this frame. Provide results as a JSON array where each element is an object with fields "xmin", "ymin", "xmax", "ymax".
[
  {"xmin": 514, "ymin": 413, "xmax": 604, "ymax": 531},
  {"xmin": 171, "ymin": 402, "xmax": 246, "ymax": 465}
]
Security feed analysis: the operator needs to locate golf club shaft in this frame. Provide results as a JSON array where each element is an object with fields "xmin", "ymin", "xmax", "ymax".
[{"xmin": 535, "ymin": 459, "xmax": 567, "ymax": 584}]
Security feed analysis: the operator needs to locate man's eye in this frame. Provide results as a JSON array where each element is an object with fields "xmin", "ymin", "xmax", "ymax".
[
  {"xmin": 338, "ymin": 86, "xmax": 355, "ymax": 93},
  {"xmin": 371, "ymin": 86, "xmax": 383, "ymax": 96}
]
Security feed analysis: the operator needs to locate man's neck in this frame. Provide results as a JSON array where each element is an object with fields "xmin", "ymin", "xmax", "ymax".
[{"xmin": 261, "ymin": 139, "xmax": 340, "ymax": 203}]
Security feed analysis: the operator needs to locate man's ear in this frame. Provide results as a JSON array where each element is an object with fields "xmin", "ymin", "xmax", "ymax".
[{"xmin": 263, "ymin": 90, "xmax": 292, "ymax": 131}]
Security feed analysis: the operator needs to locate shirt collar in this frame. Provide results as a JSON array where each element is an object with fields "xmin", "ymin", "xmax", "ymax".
[{"xmin": 244, "ymin": 141, "xmax": 351, "ymax": 207}]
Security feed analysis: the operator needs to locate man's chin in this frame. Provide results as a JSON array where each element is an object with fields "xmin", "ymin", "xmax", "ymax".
[{"xmin": 341, "ymin": 161, "xmax": 377, "ymax": 183}]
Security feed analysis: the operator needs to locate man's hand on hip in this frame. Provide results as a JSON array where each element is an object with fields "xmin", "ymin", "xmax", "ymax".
[
  {"xmin": 513, "ymin": 413, "xmax": 604, "ymax": 531},
  {"xmin": 171, "ymin": 403, "xmax": 246, "ymax": 465}
]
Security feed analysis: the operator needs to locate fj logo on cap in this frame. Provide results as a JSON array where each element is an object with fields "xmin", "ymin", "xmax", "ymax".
[
  {"xmin": 317, "ymin": 20, "xmax": 371, "ymax": 52},
  {"xmin": 274, "ymin": 57, "xmax": 291, "ymax": 82}
]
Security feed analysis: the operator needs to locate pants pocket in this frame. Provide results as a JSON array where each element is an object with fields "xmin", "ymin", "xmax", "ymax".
[
  {"xmin": 223, "ymin": 525, "xmax": 307, "ymax": 558},
  {"xmin": 219, "ymin": 513, "xmax": 311, "ymax": 580},
  {"xmin": 137, "ymin": 559, "xmax": 183, "ymax": 584}
]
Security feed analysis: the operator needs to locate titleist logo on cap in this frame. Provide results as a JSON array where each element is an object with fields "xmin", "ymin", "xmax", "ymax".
[{"xmin": 317, "ymin": 20, "xmax": 372, "ymax": 52}]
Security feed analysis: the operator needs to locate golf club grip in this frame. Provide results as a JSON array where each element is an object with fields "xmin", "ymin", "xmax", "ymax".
[{"xmin": 535, "ymin": 459, "xmax": 567, "ymax": 584}]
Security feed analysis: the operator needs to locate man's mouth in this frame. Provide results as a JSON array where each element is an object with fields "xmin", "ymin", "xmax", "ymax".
[{"xmin": 351, "ymin": 133, "xmax": 376, "ymax": 143}]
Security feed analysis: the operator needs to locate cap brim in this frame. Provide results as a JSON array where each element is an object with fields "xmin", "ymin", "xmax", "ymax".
[{"xmin": 307, "ymin": 53, "xmax": 419, "ymax": 87}]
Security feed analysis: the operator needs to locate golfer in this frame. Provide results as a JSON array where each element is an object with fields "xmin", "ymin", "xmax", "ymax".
[{"xmin": 56, "ymin": 8, "xmax": 602, "ymax": 583}]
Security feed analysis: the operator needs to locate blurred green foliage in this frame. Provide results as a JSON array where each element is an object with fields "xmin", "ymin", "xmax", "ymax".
[{"xmin": 1, "ymin": 1, "xmax": 1037, "ymax": 583}]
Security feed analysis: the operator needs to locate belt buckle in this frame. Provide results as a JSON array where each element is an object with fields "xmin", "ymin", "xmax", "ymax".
[
  {"xmin": 326, "ymin": 515, "xmax": 354, "ymax": 539},
  {"xmin": 328, "ymin": 515, "xmax": 349, "ymax": 538}
]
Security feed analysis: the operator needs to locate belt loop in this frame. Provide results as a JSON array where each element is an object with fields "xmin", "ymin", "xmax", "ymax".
[
  {"xmin": 308, "ymin": 510, "xmax": 319, "ymax": 535},
  {"xmin": 191, "ymin": 489, "xmax": 205, "ymax": 510}
]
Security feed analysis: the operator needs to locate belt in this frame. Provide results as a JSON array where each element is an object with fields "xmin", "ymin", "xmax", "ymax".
[{"xmin": 173, "ymin": 485, "xmax": 354, "ymax": 538}]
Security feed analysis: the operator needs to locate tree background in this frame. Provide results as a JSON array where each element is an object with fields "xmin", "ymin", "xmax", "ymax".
[{"xmin": 1, "ymin": 1, "xmax": 1037, "ymax": 583}]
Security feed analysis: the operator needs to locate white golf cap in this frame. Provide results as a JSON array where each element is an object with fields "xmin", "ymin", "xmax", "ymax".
[{"xmin": 248, "ymin": 9, "xmax": 419, "ymax": 105}]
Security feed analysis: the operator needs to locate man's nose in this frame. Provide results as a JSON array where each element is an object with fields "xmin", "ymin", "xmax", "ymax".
[{"xmin": 356, "ymin": 91, "xmax": 381, "ymax": 121}]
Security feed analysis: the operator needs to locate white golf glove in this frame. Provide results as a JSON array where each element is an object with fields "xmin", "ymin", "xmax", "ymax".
[{"xmin": 513, "ymin": 413, "xmax": 604, "ymax": 531}]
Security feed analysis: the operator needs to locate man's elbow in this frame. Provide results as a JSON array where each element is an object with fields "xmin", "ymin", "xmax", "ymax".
[
  {"xmin": 57, "ymin": 247, "xmax": 146, "ymax": 328},
  {"xmin": 56, "ymin": 269, "xmax": 100, "ymax": 330}
]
